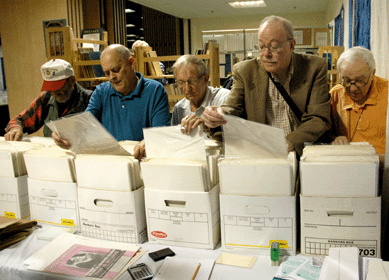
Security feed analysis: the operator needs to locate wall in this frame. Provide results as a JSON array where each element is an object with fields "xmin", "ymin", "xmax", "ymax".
[
  {"xmin": 191, "ymin": 11, "xmax": 328, "ymax": 53},
  {"xmin": 0, "ymin": 0, "xmax": 68, "ymax": 136}
]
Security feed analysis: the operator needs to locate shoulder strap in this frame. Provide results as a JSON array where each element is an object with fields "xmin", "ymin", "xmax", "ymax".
[{"xmin": 266, "ymin": 72, "xmax": 303, "ymax": 121}]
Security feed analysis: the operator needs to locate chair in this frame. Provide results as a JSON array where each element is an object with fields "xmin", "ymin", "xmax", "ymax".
[{"xmin": 318, "ymin": 46, "xmax": 345, "ymax": 89}]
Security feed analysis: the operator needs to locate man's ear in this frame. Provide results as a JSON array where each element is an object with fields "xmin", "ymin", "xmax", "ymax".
[
  {"xmin": 69, "ymin": 76, "xmax": 76, "ymax": 86},
  {"xmin": 129, "ymin": 56, "xmax": 135, "ymax": 70},
  {"xmin": 289, "ymin": 39, "xmax": 296, "ymax": 51},
  {"xmin": 204, "ymin": 74, "xmax": 210, "ymax": 83}
]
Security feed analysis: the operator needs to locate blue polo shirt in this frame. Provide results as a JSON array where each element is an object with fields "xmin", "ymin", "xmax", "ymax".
[{"xmin": 86, "ymin": 72, "xmax": 170, "ymax": 141}]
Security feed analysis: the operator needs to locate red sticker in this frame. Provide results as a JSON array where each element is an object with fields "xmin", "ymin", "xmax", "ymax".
[{"xmin": 151, "ymin": 231, "xmax": 167, "ymax": 238}]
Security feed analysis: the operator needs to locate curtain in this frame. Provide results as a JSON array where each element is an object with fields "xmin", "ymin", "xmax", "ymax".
[
  {"xmin": 355, "ymin": 0, "xmax": 371, "ymax": 48},
  {"xmin": 348, "ymin": 0, "xmax": 353, "ymax": 47},
  {"xmin": 334, "ymin": 6, "xmax": 344, "ymax": 46}
]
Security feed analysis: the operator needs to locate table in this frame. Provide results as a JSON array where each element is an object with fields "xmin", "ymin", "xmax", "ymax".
[{"xmin": 0, "ymin": 224, "xmax": 280, "ymax": 280}]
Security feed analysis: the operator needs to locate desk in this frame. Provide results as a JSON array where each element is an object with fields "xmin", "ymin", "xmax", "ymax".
[{"xmin": 0, "ymin": 225, "xmax": 279, "ymax": 280}]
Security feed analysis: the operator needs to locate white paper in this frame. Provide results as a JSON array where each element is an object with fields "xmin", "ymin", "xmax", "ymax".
[
  {"xmin": 154, "ymin": 257, "xmax": 215, "ymax": 280},
  {"xmin": 223, "ymin": 115, "xmax": 288, "ymax": 159},
  {"xmin": 275, "ymin": 255, "xmax": 323, "ymax": 280},
  {"xmin": 47, "ymin": 112, "xmax": 131, "ymax": 156},
  {"xmin": 143, "ymin": 125, "xmax": 206, "ymax": 160}
]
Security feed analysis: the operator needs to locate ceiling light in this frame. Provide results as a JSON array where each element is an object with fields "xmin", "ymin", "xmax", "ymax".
[
  {"xmin": 125, "ymin": 9, "xmax": 135, "ymax": 13},
  {"xmin": 229, "ymin": 1, "xmax": 266, "ymax": 8}
]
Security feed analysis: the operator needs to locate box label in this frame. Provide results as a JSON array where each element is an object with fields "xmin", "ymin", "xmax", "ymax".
[
  {"xmin": 61, "ymin": 219, "xmax": 75, "ymax": 227},
  {"xmin": 4, "ymin": 211, "xmax": 16, "ymax": 218}
]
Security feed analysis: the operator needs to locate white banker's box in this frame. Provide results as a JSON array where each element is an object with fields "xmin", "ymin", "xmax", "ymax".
[
  {"xmin": 220, "ymin": 193, "xmax": 296, "ymax": 256},
  {"xmin": 28, "ymin": 178, "xmax": 80, "ymax": 229},
  {"xmin": 300, "ymin": 195, "xmax": 381, "ymax": 258},
  {"xmin": 0, "ymin": 175, "xmax": 29, "ymax": 219},
  {"xmin": 77, "ymin": 187, "xmax": 147, "ymax": 244},
  {"xmin": 144, "ymin": 184, "xmax": 220, "ymax": 249}
]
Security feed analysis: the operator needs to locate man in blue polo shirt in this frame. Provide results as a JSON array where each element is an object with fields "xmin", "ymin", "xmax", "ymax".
[{"xmin": 53, "ymin": 44, "xmax": 170, "ymax": 160}]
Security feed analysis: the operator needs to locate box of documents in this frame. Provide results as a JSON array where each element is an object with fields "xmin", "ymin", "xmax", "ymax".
[
  {"xmin": 75, "ymin": 154, "xmax": 142, "ymax": 191},
  {"xmin": 300, "ymin": 144, "xmax": 379, "ymax": 197},
  {"xmin": 300, "ymin": 195, "xmax": 381, "ymax": 258},
  {"xmin": 220, "ymin": 193, "xmax": 296, "ymax": 256},
  {"xmin": 0, "ymin": 141, "xmax": 44, "ymax": 178},
  {"xmin": 24, "ymin": 146, "xmax": 76, "ymax": 183},
  {"xmin": 219, "ymin": 158, "xmax": 295, "ymax": 196},
  {"xmin": 0, "ymin": 175, "xmax": 29, "ymax": 219},
  {"xmin": 28, "ymin": 178, "xmax": 79, "ymax": 229},
  {"xmin": 78, "ymin": 186, "xmax": 147, "ymax": 244},
  {"xmin": 144, "ymin": 184, "xmax": 220, "ymax": 249}
]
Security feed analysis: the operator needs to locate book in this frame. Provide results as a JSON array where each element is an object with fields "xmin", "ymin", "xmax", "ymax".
[
  {"xmin": 77, "ymin": 48, "xmax": 95, "ymax": 78},
  {"xmin": 145, "ymin": 51, "xmax": 163, "ymax": 76},
  {"xmin": 88, "ymin": 51, "xmax": 105, "ymax": 78}
]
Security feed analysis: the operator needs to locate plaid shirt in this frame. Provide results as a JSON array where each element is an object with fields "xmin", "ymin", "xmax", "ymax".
[
  {"xmin": 5, "ymin": 83, "xmax": 92, "ymax": 136},
  {"xmin": 266, "ymin": 57, "xmax": 297, "ymax": 136}
]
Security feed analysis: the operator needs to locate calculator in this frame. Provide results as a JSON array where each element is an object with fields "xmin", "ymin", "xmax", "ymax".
[{"xmin": 127, "ymin": 263, "xmax": 153, "ymax": 280}]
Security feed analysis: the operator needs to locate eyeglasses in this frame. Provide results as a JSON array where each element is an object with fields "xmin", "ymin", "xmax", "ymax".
[
  {"xmin": 176, "ymin": 74, "xmax": 205, "ymax": 87},
  {"xmin": 340, "ymin": 72, "xmax": 373, "ymax": 88},
  {"xmin": 255, "ymin": 39, "xmax": 292, "ymax": 54}
]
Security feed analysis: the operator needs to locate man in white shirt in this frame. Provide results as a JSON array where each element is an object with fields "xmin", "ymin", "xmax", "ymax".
[{"xmin": 172, "ymin": 55, "xmax": 230, "ymax": 135}]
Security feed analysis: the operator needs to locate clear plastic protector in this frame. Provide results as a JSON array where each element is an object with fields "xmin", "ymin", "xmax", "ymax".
[
  {"xmin": 46, "ymin": 111, "xmax": 131, "ymax": 156},
  {"xmin": 143, "ymin": 125, "xmax": 206, "ymax": 160},
  {"xmin": 222, "ymin": 115, "xmax": 288, "ymax": 159}
]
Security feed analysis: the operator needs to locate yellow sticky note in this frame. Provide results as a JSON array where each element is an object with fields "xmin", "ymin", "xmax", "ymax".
[
  {"xmin": 216, "ymin": 252, "xmax": 257, "ymax": 268},
  {"xmin": 61, "ymin": 219, "xmax": 75, "ymax": 227},
  {"xmin": 4, "ymin": 212, "xmax": 16, "ymax": 219}
]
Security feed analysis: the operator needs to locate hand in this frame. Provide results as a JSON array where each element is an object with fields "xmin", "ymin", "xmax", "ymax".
[
  {"xmin": 51, "ymin": 132, "xmax": 71, "ymax": 149},
  {"xmin": 180, "ymin": 114, "xmax": 204, "ymax": 135},
  {"xmin": 133, "ymin": 140, "xmax": 146, "ymax": 161},
  {"xmin": 286, "ymin": 140, "xmax": 294, "ymax": 153},
  {"xmin": 332, "ymin": 136, "xmax": 349, "ymax": 145},
  {"xmin": 4, "ymin": 127, "xmax": 24, "ymax": 141},
  {"xmin": 203, "ymin": 106, "xmax": 227, "ymax": 128}
]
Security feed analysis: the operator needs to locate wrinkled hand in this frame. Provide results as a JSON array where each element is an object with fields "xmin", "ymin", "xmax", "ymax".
[
  {"xmin": 133, "ymin": 140, "xmax": 146, "ymax": 161},
  {"xmin": 203, "ymin": 106, "xmax": 226, "ymax": 128},
  {"xmin": 4, "ymin": 127, "xmax": 24, "ymax": 141},
  {"xmin": 332, "ymin": 136, "xmax": 349, "ymax": 145},
  {"xmin": 286, "ymin": 140, "xmax": 294, "ymax": 153},
  {"xmin": 180, "ymin": 114, "xmax": 204, "ymax": 135},
  {"xmin": 52, "ymin": 132, "xmax": 71, "ymax": 149}
]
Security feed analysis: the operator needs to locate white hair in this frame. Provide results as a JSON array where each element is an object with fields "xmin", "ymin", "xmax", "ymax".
[
  {"xmin": 258, "ymin": 15, "xmax": 294, "ymax": 40},
  {"xmin": 337, "ymin": 46, "xmax": 376, "ymax": 72}
]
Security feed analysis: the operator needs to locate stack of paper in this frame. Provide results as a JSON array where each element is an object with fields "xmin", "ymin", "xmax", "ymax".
[
  {"xmin": 142, "ymin": 125, "xmax": 215, "ymax": 192},
  {"xmin": 300, "ymin": 144, "xmax": 379, "ymax": 197},
  {"xmin": 319, "ymin": 247, "xmax": 360, "ymax": 280},
  {"xmin": 75, "ymin": 154, "xmax": 142, "ymax": 191},
  {"xmin": 0, "ymin": 141, "xmax": 44, "ymax": 177},
  {"xmin": 219, "ymin": 157, "xmax": 294, "ymax": 196},
  {"xmin": 0, "ymin": 216, "xmax": 37, "ymax": 250},
  {"xmin": 118, "ymin": 140, "xmax": 140, "ymax": 155},
  {"xmin": 24, "ymin": 136, "xmax": 56, "ymax": 147},
  {"xmin": 141, "ymin": 158, "xmax": 211, "ymax": 192},
  {"xmin": 24, "ymin": 232, "xmax": 140, "ymax": 280},
  {"xmin": 23, "ymin": 145, "xmax": 76, "ymax": 183}
]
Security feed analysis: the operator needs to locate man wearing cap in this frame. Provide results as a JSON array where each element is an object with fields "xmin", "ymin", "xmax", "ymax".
[{"xmin": 4, "ymin": 59, "xmax": 93, "ymax": 141}]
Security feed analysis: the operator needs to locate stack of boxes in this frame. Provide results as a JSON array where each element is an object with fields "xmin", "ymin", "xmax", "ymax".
[
  {"xmin": 23, "ymin": 145, "xmax": 80, "ymax": 230},
  {"xmin": 0, "ymin": 141, "xmax": 44, "ymax": 219},
  {"xmin": 300, "ymin": 144, "xmax": 381, "ymax": 258},
  {"xmin": 75, "ymin": 154, "xmax": 146, "ymax": 243}
]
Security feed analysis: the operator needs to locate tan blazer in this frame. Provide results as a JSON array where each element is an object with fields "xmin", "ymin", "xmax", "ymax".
[{"xmin": 222, "ymin": 52, "xmax": 331, "ymax": 155}]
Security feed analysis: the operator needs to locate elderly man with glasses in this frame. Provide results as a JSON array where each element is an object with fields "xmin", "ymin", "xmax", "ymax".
[
  {"xmin": 330, "ymin": 46, "xmax": 388, "ymax": 155},
  {"xmin": 4, "ymin": 59, "xmax": 92, "ymax": 141},
  {"xmin": 203, "ymin": 15, "xmax": 331, "ymax": 156},
  {"xmin": 172, "ymin": 55, "xmax": 230, "ymax": 135}
]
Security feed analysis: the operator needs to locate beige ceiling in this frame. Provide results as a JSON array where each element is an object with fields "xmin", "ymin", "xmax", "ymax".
[{"xmin": 129, "ymin": 0, "xmax": 330, "ymax": 19}]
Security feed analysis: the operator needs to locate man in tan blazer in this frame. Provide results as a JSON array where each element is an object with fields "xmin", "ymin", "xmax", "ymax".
[{"xmin": 203, "ymin": 15, "xmax": 331, "ymax": 156}]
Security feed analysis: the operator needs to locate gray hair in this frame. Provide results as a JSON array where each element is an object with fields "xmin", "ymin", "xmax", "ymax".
[
  {"xmin": 101, "ymin": 44, "xmax": 132, "ymax": 62},
  {"xmin": 337, "ymin": 46, "xmax": 376, "ymax": 72},
  {"xmin": 258, "ymin": 15, "xmax": 294, "ymax": 39},
  {"xmin": 173, "ymin": 55, "xmax": 209, "ymax": 77}
]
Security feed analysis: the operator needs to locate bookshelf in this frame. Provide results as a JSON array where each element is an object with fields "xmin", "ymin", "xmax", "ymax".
[
  {"xmin": 44, "ymin": 26, "xmax": 108, "ymax": 87},
  {"xmin": 134, "ymin": 41, "xmax": 220, "ymax": 112}
]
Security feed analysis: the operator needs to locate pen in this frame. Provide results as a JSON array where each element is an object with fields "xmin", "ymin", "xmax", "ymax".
[{"xmin": 191, "ymin": 263, "xmax": 201, "ymax": 280}]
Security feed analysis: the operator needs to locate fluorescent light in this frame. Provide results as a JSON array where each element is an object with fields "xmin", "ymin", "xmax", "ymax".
[
  {"xmin": 125, "ymin": 9, "xmax": 135, "ymax": 13},
  {"xmin": 229, "ymin": 1, "xmax": 266, "ymax": 8}
]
